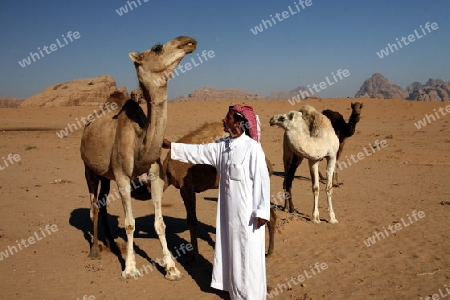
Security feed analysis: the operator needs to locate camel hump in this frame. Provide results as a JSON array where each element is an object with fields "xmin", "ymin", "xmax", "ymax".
[
  {"xmin": 177, "ymin": 122, "xmax": 227, "ymax": 144},
  {"xmin": 105, "ymin": 91, "xmax": 130, "ymax": 108},
  {"xmin": 299, "ymin": 105, "xmax": 331, "ymax": 137}
]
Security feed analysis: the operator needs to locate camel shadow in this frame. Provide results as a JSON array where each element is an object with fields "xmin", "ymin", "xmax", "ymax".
[
  {"xmin": 272, "ymin": 171, "xmax": 310, "ymax": 181},
  {"xmin": 69, "ymin": 208, "xmax": 228, "ymax": 299},
  {"xmin": 203, "ymin": 197, "xmax": 218, "ymax": 202}
]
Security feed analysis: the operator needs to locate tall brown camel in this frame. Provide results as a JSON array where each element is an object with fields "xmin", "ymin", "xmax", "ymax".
[
  {"xmin": 162, "ymin": 122, "xmax": 277, "ymax": 261},
  {"xmin": 319, "ymin": 102, "xmax": 363, "ymax": 186},
  {"xmin": 80, "ymin": 36, "xmax": 197, "ymax": 280}
]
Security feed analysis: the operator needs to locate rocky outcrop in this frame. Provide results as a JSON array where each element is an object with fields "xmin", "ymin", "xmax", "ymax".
[
  {"xmin": 268, "ymin": 86, "xmax": 320, "ymax": 101},
  {"xmin": 20, "ymin": 75, "xmax": 126, "ymax": 107},
  {"xmin": 406, "ymin": 78, "xmax": 450, "ymax": 101},
  {"xmin": 171, "ymin": 87, "xmax": 266, "ymax": 102},
  {"xmin": 355, "ymin": 73, "xmax": 408, "ymax": 99},
  {"xmin": 0, "ymin": 98, "xmax": 25, "ymax": 108}
]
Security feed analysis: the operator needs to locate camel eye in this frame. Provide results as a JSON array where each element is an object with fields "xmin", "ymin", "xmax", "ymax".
[{"xmin": 151, "ymin": 45, "xmax": 163, "ymax": 54}]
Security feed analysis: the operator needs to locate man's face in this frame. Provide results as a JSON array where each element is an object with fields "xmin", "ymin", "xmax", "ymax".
[{"xmin": 222, "ymin": 109, "xmax": 241, "ymax": 136}]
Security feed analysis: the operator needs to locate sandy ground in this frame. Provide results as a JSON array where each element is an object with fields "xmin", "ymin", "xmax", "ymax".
[{"xmin": 0, "ymin": 98, "xmax": 449, "ymax": 300}]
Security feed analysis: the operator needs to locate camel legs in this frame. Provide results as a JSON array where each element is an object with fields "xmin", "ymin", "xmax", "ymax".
[
  {"xmin": 149, "ymin": 160, "xmax": 183, "ymax": 280},
  {"xmin": 283, "ymin": 144, "xmax": 303, "ymax": 213},
  {"xmin": 115, "ymin": 172, "xmax": 141, "ymax": 279},
  {"xmin": 325, "ymin": 156, "xmax": 339, "ymax": 224},
  {"xmin": 180, "ymin": 185, "xmax": 199, "ymax": 261},
  {"xmin": 266, "ymin": 208, "xmax": 277, "ymax": 257},
  {"xmin": 85, "ymin": 167, "xmax": 100, "ymax": 259},
  {"xmin": 98, "ymin": 178, "xmax": 114, "ymax": 249},
  {"xmin": 320, "ymin": 141, "xmax": 344, "ymax": 187},
  {"xmin": 309, "ymin": 160, "xmax": 321, "ymax": 223},
  {"xmin": 85, "ymin": 167, "xmax": 114, "ymax": 259}
]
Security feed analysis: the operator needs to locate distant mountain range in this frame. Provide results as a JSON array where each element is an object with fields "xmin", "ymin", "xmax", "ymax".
[
  {"xmin": 355, "ymin": 73, "xmax": 450, "ymax": 101},
  {"xmin": 1, "ymin": 73, "xmax": 448, "ymax": 108}
]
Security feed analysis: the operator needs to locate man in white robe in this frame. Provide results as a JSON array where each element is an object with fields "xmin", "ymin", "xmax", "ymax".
[{"xmin": 164, "ymin": 105, "xmax": 271, "ymax": 299}]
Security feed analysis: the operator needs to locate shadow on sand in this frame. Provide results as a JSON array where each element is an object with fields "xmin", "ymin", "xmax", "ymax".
[{"xmin": 69, "ymin": 207, "xmax": 230, "ymax": 299}]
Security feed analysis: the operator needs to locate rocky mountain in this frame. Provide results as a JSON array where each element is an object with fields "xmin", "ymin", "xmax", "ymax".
[
  {"xmin": 267, "ymin": 86, "xmax": 320, "ymax": 101},
  {"xmin": 0, "ymin": 98, "xmax": 25, "ymax": 108},
  {"xmin": 20, "ymin": 75, "xmax": 125, "ymax": 107},
  {"xmin": 171, "ymin": 87, "xmax": 266, "ymax": 102},
  {"xmin": 355, "ymin": 73, "xmax": 409, "ymax": 99},
  {"xmin": 406, "ymin": 78, "xmax": 450, "ymax": 101}
]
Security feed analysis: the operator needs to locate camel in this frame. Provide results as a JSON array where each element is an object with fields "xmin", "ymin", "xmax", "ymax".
[
  {"xmin": 319, "ymin": 102, "xmax": 363, "ymax": 186},
  {"xmin": 80, "ymin": 36, "xmax": 197, "ymax": 280},
  {"xmin": 269, "ymin": 105, "xmax": 339, "ymax": 223},
  {"xmin": 162, "ymin": 122, "xmax": 277, "ymax": 260}
]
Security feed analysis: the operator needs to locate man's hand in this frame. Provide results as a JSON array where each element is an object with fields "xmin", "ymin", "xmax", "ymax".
[
  {"xmin": 255, "ymin": 217, "xmax": 268, "ymax": 229},
  {"xmin": 162, "ymin": 138, "xmax": 172, "ymax": 149}
]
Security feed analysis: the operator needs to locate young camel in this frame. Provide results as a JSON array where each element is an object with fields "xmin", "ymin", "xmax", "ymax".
[
  {"xmin": 269, "ymin": 105, "xmax": 339, "ymax": 223},
  {"xmin": 319, "ymin": 102, "xmax": 363, "ymax": 186},
  {"xmin": 162, "ymin": 122, "xmax": 277, "ymax": 260},
  {"xmin": 80, "ymin": 36, "xmax": 197, "ymax": 280}
]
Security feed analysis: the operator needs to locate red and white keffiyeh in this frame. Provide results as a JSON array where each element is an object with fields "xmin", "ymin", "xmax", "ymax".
[{"xmin": 230, "ymin": 104, "xmax": 261, "ymax": 142}]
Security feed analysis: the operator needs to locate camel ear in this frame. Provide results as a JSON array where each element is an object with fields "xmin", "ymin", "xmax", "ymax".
[{"xmin": 128, "ymin": 52, "xmax": 142, "ymax": 64}]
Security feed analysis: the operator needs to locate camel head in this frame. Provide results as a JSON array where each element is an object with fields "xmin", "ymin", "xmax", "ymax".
[
  {"xmin": 351, "ymin": 102, "xmax": 363, "ymax": 115},
  {"xmin": 269, "ymin": 110, "xmax": 300, "ymax": 131},
  {"xmin": 351, "ymin": 102, "xmax": 363, "ymax": 122},
  {"xmin": 128, "ymin": 36, "xmax": 197, "ymax": 101}
]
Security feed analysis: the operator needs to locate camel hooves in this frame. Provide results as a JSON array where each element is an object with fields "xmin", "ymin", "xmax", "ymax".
[
  {"xmin": 329, "ymin": 219, "xmax": 339, "ymax": 224},
  {"xmin": 88, "ymin": 247, "xmax": 101, "ymax": 259},
  {"xmin": 122, "ymin": 269, "xmax": 142, "ymax": 279},
  {"xmin": 165, "ymin": 270, "xmax": 184, "ymax": 281}
]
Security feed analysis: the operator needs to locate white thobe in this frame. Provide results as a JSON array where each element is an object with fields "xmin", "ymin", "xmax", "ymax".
[{"xmin": 171, "ymin": 134, "xmax": 271, "ymax": 300}]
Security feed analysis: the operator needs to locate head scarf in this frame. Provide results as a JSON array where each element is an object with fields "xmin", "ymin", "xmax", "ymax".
[{"xmin": 230, "ymin": 104, "xmax": 261, "ymax": 142}]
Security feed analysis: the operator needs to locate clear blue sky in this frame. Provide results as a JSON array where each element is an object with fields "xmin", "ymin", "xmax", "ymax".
[{"xmin": 1, "ymin": 0, "xmax": 449, "ymax": 100}]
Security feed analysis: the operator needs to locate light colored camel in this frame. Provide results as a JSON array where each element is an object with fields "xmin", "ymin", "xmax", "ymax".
[
  {"xmin": 162, "ymin": 122, "xmax": 277, "ymax": 260},
  {"xmin": 320, "ymin": 102, "xmax": 363, "ymax": 186},
  {"xmin": 80, "ymin": 36, "xmax": 197, "ymax": 280},
  {"xmin": 269, "ymin": 105, "xmax": 339, "ymax": 224}
]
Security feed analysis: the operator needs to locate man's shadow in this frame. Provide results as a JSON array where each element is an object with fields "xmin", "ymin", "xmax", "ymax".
[{"xmin": 69, "ymin": 208, "xmax": 230, "ymax": 299}]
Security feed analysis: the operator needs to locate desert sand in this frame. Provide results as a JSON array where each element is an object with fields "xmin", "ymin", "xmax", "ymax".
[{"xmin": 0, "ymin": 98, "xmax": 449, "ymax": 300}]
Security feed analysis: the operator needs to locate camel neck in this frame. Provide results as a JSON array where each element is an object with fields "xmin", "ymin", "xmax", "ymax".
[{"xmin": 135, "ymin": 81, "xmax": 167, "ymax": 169}]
